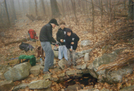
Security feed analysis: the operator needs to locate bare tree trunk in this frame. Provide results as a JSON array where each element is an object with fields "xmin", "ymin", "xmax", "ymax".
[
  {"xmin": 11, "ymin": 0, "xmax": 16, "ymax": 20},
  {"xmin": 100, "ymin": 0, "xmax": 103, "ymax": 27},
  {"xmin": 91, "ymin": 0, "xmax": 95, "ymax": 33},
  {"xmin": 35, "ymin": 0, "xmax": 38, "ymax": 17},
  {"xmin": 41, "ymin": 0, "xmax": 45, "ymax": 15},
  {"xmin": 50, "ymin": 0, "xmax": 60, "ymax": 18},
  {"xmin": 109, "ymin": 0, "xmax": 112, "ymax": 22},
  {"xmin": 4, "ymin": 0, "xmax": 10, "ymax": 26},
  {"xmin": 61, "ymin": 0, "xmax": 65, "ymax": 16},
  {"xmin": 128, "ymin": 0, "xmax": 134, "ymax": 20},
  {"xmin": 71, "ymin": 0, "xmax": 79, "ymax": 25}
]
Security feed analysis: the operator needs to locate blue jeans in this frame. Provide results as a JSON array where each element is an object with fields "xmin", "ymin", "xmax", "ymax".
[
  {"xmin": 41, "ymin": 42, "xmax": 54, "ymax": 72},
  {"xmin": 58, "ymin": 45, "xmax": 68, "ymax": 60}
]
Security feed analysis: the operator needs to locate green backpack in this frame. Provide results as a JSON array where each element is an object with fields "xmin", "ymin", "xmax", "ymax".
[{"xmin": 19, "ymin": 55, "xmax": 36, "ymax": 66}]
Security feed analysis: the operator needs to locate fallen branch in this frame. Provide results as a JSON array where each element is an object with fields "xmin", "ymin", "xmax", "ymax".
[{"xmin": 4, "ymin": 37, "xmax": 30, "ymax": 46}]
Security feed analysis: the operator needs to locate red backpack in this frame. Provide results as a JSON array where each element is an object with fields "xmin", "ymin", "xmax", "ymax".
[{"xmin": 28, "ymin": 29, "xmax": 38, "ymax": 39}]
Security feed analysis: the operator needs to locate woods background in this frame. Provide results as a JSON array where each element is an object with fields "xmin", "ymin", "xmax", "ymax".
[{"xmin": 0, "ymin": 0, "xmax": 133, "ymax": 30}]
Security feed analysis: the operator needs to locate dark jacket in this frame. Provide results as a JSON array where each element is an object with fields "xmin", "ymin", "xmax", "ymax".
[
  {"xmin": 65, "ymin": 30, "xmax": 79, "ymax": 50},
  {"xmin": 39, "ymin": 23, "xmax": 56, "ymax": 43},
  {"xmin": 56, "ymin": 28, "xmax": 67, "ymax": 45}
]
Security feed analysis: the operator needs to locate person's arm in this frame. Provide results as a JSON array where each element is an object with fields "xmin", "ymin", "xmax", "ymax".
[
  {"xmin": 56, "ymin": 30, "xmax": 61, "ymax": 42},
  {"xmin": 47, "ymin": 26, "xmax": 56, "ymax": 43},
  {"xmin": 75, "ymin": 34, "xmax": 80, "ymax": 42},
  {"xmin": 65, "ymin": 39, "xmax": 71, "ymax": 49}
]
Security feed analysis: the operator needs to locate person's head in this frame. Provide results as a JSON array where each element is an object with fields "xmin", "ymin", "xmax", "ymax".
[
  {"xmin": 66, "ymin": 28, "xmax": 72, "ymax": 36},
  {"xmin": 49, "ymin": 19, "xmax": 59, "ymax": 28},
  {"xmin": 60, "ymin": 21, "xmax": 66, "ymax": 29}
]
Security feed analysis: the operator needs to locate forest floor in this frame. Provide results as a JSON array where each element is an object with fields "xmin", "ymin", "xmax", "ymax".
[{"xmin": 0, "ymin": 14, "xmax": 134, "ymax": 91}]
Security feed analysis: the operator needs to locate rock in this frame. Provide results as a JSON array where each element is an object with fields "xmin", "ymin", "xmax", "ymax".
[
  {"xmin": 34, "ymin": 88, "xmax": 53, "ymax": 91},
  {"xmin": 84, "ymin": 53, "xmax": 89, "ymax": 62},
  {"xmin": 30, "ymin": 65, "xmax": 41, "ymax": 76},
  {"xmin": 81, "ymin": 40, "xmax": 93, "ymax": 47},
  {"xmin": 13, "ymin": 84, "xmax": 28, "ymax": 91},
  {"xmin": 76, "ymin": 64, "xmax": 87, "ymax": 70},
  {"xmin": 53, "ymin": 51, "xmax": 58, "ymax": 58},
  {"xmin": 76, "ymin": 70, "xmax": 83, "ymax": 74},
  {"xmin": 54, "ymin": 59, "xmax": 57, "ymax": 65},
  {"xmin": 76, "ymin": 59, "xmax": 82, "ymax": 63},
  {"xmin": 106, "ymin": 66, "xmax": 133, "ymax": 83},
  {"xmin": 51, "ymin": 76, "xmax": 59, "ymax": 82},
  {"xmin": 40, "ymin": 66, "xmax": 44, "ymax": 70},
  {"xmin": 43, "ymin": 73, "xmax": 51, "ymax": 80},
  {"xmin": 57, "ymin": 73, "xmax": 65, "ymax": 78},
  {"xmin": 0, "ymin": 72, "xmax": 5, "ymax": 80},
  {"xmin": 119, "ymin": 85, "xmax": 134, "ymax": 91},
  {"xmin": 29, "ymin": 80, "xmax": 52, "ymax": 89},
  {"xmin": 66, "ymin": 70, "xmax": 76, "ymax": 76},
  {"xmin": 100, "ymin": 88, "xmax": 109, "ymax": 91},
  {"xmin": 58, "ymin": 59, "xmax": 67, "ymax": 69},
  {"xmin": 4, "ymin": 62, "xmax": 31, "ymax": 81},
  {"xmin": 82, "ymin": 69, "xmax": 89, "ymax": 74},
  {"xmin": 0, "ymin": 80, "xmax": 14, "ymax": 91},
  {"xmin": 87, "ymin": 63, "xmax": 94, "ymax": 70},
  {"xmin": 93, "ymin": 89, "xmax": 99, "ymax": 91},
  {"xmin": 88, "ymin": 69, "xmax": 98, "ymax": 78},
  {"xmin": 93, "ymin": 52, "xmax": 118, "ymax": 71},
  {"xmin": 65, "ymin": 84, "xmax": 82, "ymax": 91}
]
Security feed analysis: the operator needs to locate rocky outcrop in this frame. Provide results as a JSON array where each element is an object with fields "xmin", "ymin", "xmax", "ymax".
[
  {"xmin": 4, "ymin": 62, "xmax": 31, "ymax": 81},
  {"xmin": 87, "ymin": 48, "xmax": 133, "ymax": 83}
]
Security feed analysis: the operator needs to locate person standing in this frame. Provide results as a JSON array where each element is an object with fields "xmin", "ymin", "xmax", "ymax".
[
  {"xmin": 39, "ymin": 19, "xmax": 59, "ymax": 73},
  {"xmin": 65, "ymin": 28, "xmax": 79, "ymax": 66},
  {"xmin": 56, "ymin": 21, "xmax": 68, "ymax": 61}
]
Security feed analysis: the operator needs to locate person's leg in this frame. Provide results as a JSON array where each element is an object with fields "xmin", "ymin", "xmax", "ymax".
[
  {"xmin": 72, "ymin": 50, "xmax": 76, "ymax": 66},
  {"xmin": 63, "ymin": 45, "xmax": 68, "ymax": 61},
  {"xmin": 67, "ymin": 49, "xmax": 71, "ymax": 66},
  {"xmin": 58, "ymin": 46, "xmax": 64, "ymax": 60},
  {"xmin": 41, "ymin": 42, "xmax": 53, "ymax": 72}
]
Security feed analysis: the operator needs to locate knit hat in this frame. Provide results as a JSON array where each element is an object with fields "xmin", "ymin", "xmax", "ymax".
[{"xmin": 49, "ymin": 19, "xmax": 59, "ymax": 26}]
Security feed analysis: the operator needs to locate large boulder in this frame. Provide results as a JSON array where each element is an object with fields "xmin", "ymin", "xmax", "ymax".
[
  {"xmin": 88, "ymin": 48, "xmax": 133, "ymax": 83},
  {"xmin": 81, "ymin": 40, "xmax": 93, "ymax": 47},
  {"xmin": 29, "ymin": 80, "xmax": 52, "ymax": 89},
  {"xmin": 4, "ymin": 62, "xmax": 31, "ymax": 81}
]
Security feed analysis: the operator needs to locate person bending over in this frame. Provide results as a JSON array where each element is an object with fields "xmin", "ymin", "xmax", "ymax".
[{"xmin": 65, "ymin": 28, "xmax": 79, "ymax": 66}]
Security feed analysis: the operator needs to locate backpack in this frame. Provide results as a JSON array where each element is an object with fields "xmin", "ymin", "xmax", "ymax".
[
  {"xmin": 28, "ymin": 29, "xmax": 38, "ymax": 39},
  {"xmin": 19, "ymin": 42, "xmax": 34, "ymax": 52},
  {"xmin": 18, "ymin": 55, "xmax": 36, "ymax": 66}
]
